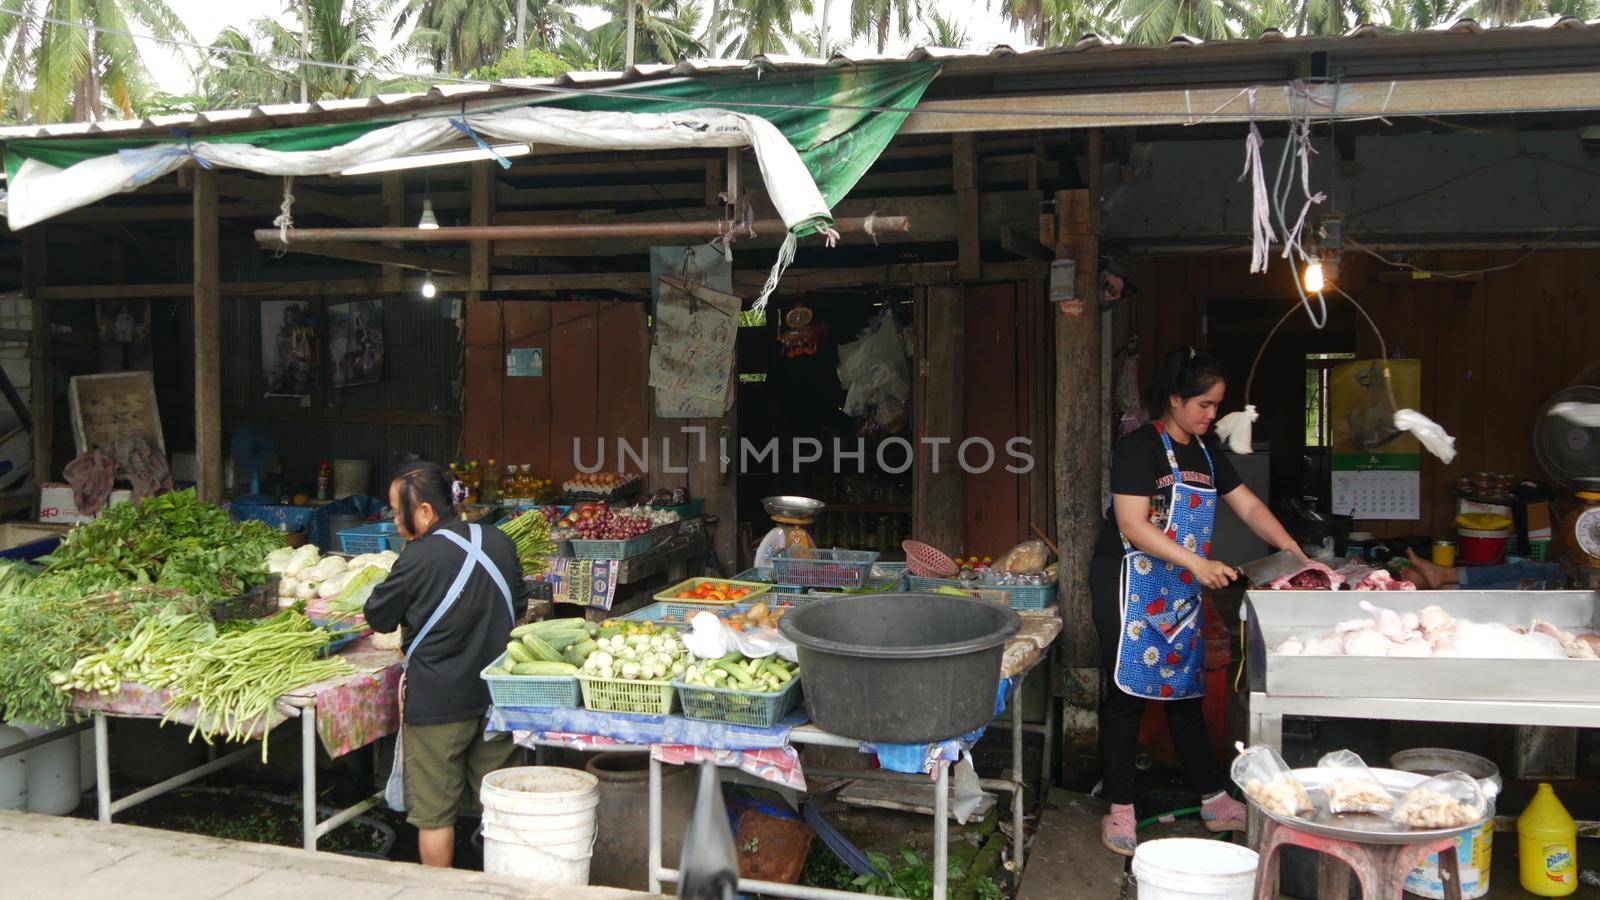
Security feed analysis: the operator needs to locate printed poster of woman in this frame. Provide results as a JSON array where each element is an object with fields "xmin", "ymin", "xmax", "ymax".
[{"xmin": 329, "ymin": 300, "xmax": 384, "ymax": 388}]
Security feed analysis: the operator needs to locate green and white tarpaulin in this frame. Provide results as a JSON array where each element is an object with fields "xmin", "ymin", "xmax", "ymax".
[{"xmin": 2, "ymin": 63, "xmax": 937, "ymax": 302}]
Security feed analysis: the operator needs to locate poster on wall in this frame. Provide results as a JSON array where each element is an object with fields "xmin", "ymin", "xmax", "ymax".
[
  {"xmin": 328, "ymin": 300, "xmax": 384, "ymax": 388},
  {"xmin": 649, "ymin": 245, "xmax": 737, "ymax": 419},
  {"xmin": 1330, "ymin": 358, "xmax": 1421, "ymax": 520},
  {"xmin": 261, "ymin": 300, "xmax": 319, "ymax": 399}
]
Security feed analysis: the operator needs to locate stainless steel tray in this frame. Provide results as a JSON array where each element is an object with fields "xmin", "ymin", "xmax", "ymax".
[
  {"xmin": 1246, "ymin": 590, "xmax": 1600, "ymax": 703},
  {"xmin": 1253, "ymin": 767, "xmax": 1490, "ymax": 845}
]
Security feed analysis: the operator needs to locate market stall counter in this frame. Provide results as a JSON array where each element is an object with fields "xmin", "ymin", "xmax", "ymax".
[
  {"xmin": 74, "ymin": 635, "xmax": 402, "ymax": 851},
  {"xmin": 485, "ymin": 612, "xmax": 1061, "ymax": 900}
]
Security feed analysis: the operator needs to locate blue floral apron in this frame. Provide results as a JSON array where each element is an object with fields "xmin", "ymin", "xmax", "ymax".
[{"xmin": 1114, "ymin": 424, "xmax": 1216, "ymax": 701}]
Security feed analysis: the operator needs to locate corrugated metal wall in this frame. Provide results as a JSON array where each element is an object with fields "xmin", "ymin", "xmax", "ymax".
[{"xmin": 222, "ymin": 294, "xmax": 459, "ymax": 496}]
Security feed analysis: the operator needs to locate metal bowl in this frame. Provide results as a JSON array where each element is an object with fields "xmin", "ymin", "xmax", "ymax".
[
  {"xmin": 1251, "ymin": 767, "xmax": 1492, "ymax": 845},
  {"xmin": 762, "ymin": 496, "xmax": 825, "ymax": 520}
]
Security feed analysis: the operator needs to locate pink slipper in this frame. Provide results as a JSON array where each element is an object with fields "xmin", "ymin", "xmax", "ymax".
[
  {"xmin": 1201, "ymin": 793, "xmax": 1247, "ymax": 832},
  {"xmin": 1102, "ymin": 803, "xmax": 1137, "ymax": 856}
]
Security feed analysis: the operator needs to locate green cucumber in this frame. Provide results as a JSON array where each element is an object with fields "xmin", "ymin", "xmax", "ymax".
[{"xmin": 506, "ymin": 642, "xmax": 536, "ymax": 665}]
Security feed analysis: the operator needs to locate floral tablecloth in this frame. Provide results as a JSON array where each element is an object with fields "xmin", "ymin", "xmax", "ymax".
[{"xmin": 72, "ymin": 635, "xmax": 401, "ymax": 759}]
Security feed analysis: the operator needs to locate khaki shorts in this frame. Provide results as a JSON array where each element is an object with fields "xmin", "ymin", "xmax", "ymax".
[{"xmin": 402, "ymin": 716, "xmax": 518, "ymax": 830}]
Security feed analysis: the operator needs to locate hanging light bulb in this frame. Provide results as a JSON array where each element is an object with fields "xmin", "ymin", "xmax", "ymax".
[
  {"xmin": 1302, "ymin": 258, "xmax": 1325, "ymax": 294},
  {"xmin": 417, "ymin": 198, "xmax": 439, "ymax": 230},
  {"xmin": 421, "ymin": 271, "xmax": 437, "ymax": 299}
]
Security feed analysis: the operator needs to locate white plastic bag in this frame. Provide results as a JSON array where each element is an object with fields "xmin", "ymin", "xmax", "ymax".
[
  {"xmin": 682, "ymin": 612, "xmax": 799, "ymax": 663},
  {"xmin": 837, "ymin": 310, "xmax": 910, "ymax": 420},
  {"xmin": 1317, "ymin": 750, "xmax": 1395, "ymax": 815},
  {"xmin": 1392, "ymin": 771, "xmax": 1493, "ymax": 829},
  {"xmin": 1231, "ymin": 742, "xmax": 1312, "ymax": 817}
]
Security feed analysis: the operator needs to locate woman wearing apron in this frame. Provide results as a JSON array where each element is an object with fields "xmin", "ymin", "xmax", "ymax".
[
  {"xmin": 365, "ymin": 462, "xmax": 529, "ymax": 867},
  {"xmin": 1092, "ymin": 348, "xmax": 1305, "ymax": 856}
]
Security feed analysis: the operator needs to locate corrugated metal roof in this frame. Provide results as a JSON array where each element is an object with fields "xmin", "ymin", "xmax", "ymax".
[{"xmin": 0, "ymin": 15, "xmax": 1593, "ymax": 142}]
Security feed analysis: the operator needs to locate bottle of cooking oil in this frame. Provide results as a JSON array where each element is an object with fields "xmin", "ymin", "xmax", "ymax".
[{"xmin": 1519, "ymin": 782, "xmax": 1577, "ymax": 896}]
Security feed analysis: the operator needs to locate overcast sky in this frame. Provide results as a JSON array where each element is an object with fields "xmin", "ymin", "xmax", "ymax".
[{"xmin": 140, "ymin": 0, "xmax": 1032, "ymax": 95}]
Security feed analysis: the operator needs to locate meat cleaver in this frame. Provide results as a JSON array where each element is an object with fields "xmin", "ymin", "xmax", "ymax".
[{"xmin": 1236, "ymin": 549, "xmax": 1306, "ymax": 587}]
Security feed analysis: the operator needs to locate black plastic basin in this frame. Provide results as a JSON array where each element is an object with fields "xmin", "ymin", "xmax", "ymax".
[{"xmin": 777, "ymin": 592, "xmax": 1021, "ymax": 743}]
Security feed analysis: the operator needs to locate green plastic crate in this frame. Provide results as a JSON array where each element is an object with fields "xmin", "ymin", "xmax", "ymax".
[
  {"xmin": 577, "ymin": 674, "xmax": 676, "ymax": 715},
  {"xmin": 673, "ymin": 676, "xmax": 803, "ymax": 728},
  {"xmin": 480, "ymin": 654, "xmax": 581, "ymax": 708}
]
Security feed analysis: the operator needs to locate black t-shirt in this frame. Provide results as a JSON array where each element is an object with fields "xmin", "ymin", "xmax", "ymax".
[
  {"xmin": 1094, "ymin": 423, "xmax": 1243, "ymax": 559},
  {"xmin": 364, "ymin": 520, "xmax": 529, "ymax": 725}
]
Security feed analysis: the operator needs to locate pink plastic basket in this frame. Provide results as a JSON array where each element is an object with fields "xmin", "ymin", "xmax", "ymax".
[{"xmin": 902, "ymin": 540, "xmax": 960, "ymax": 579}]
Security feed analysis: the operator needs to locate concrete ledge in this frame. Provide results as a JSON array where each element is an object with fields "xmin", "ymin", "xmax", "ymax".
[{"xmin": 0, "ymin": 811, "xmax": 652, "ymax": 899}]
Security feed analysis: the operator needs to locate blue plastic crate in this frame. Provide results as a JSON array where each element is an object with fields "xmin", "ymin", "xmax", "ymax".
[
  {"xmin": 620, "ymin": 601, "xmax": 752, "ymax": 629},
  {"xmin": 338, "ymin": 522, "xmax": 405, "ymax": 554},
  {"xmin": 904, "ymin": 576, "xmax": 1056, "ymax": 611},
  {"xmin": 770, "ymin": 548, "xmax": 880, "ymax": 589}
]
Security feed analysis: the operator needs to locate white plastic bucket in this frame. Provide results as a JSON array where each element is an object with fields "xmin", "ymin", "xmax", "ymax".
[
  {"xmin": 1392, "ymin": 748, "xmax": 1500, "ymax": 899},
  {"xmin": 16, "ymin": 721, "xmax": 81, "ymax": 815},
  {"xmin": 480, "ymin": 767, "xmax": 600, "ymax": 885},
  {"xmin": 1133, "ymin": 838, "xmax": 1259, "ymax": 900}
]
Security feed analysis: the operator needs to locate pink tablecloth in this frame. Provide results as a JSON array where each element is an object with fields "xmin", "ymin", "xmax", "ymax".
[{"xmin": 73, "ymin": 636, "xmax": 402, "ymax": 759}]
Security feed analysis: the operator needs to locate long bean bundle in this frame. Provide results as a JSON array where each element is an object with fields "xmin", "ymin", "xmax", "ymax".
[
  {"xmin": 498, "ymin": 509, "xmax": 555, "ymax": 574},
  {"xmin": 162, "ymin": 611, "xmax": 354, "ymax": 761}
]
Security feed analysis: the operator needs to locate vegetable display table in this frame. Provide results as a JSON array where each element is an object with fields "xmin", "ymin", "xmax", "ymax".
[
  {"xmin": 487, "ymin": 618, "xmax": 1061, "ymax": 900},
  {"xmin": 73, "ymin": 637, "xmax": 401, "ymax": 851}
]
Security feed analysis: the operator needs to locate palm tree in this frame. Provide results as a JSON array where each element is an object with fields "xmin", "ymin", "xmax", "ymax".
[
  {"xmin": 994, "ymin": 0, "xmax": 1120, "ymax": 46},
  {"xmin": 1458, "ymin": 0, "xmax": 1597, "ymax": 21},
  {"xmin": 0, "ymin": 0, "xmax": 192, "ymax": 123},
  {"xmin": 394, "ymin": 0, "xmax": 512, "ymax": 75},
  {"xmin": 721, "ymin": 0, "xmax": 813, "ymax": 56},
  {"xmin": 1374, "ymin": 0, "xmax": 1467, "ymax": 28},
  {"xmin": 202, "ymin": 0, "xmax": 423, "ymax": 107},
  {"xmin": 594, "ymin": 0, "xmax": 705, "ymax": 63},
  {"xmin": 1293, "ymin": 0, "xmax": 1377, "ymax": 33},
  {"xmin": 920, "ymin": 9, "xmax": 971, "ymax": 46},
  {"xmin": 520, "ymin": 0, "xmax": 580, "ymax": 50},
  {"xmin": 850, "ymin": 0, "xmax": 918, "ymax": 52},
  {"xmin": 557, "ymin": 25, "xmax": 626, "ymax": 70},
  {"xmin": 1119, "ymin": 0, "xmax": 1263, "ymax": 43}
]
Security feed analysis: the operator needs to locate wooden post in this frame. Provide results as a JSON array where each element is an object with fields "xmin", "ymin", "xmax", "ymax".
[
  {"xmin": 381, "ymin": 173, "xmax": 405, "ymax": 292},
  {"xmin": 470, "ymin": 163, "xmax": 493, "ymax": 293},
  {"xmin": 24, "ymin": 226, "xmax": 51, "ymax": 488},
  {"xmin": 954, "ymin": 134, "xmax": 980, "ymax": 281},
  {"xmin": 194, "ymin": 169, "xmax": 223, "ymax": 503},
  {"xmin": 913, "ymin": 285, "xmax": 965, "ymax": 552},
  {"xmin": 1052, "ymin": 137, "xmax": 1102, "ymax": 669}
]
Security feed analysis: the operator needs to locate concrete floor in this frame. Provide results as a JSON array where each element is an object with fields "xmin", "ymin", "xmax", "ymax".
[{"xmin": 0, "ymin": 811, "xmax": 650, "ymax": 899}]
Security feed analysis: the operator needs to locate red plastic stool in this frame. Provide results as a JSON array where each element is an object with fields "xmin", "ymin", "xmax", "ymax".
[{"xmin": 1252, "ymin": 817, "xmax": 1463, "ymax": 900}]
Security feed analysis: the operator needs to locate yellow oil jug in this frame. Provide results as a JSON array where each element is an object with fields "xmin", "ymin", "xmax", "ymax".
[{"xmin": 1519, "ymin": 783, "xmax": 1577, "ymax": 896}]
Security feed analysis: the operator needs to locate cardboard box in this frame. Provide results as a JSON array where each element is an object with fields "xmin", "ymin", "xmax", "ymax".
[
  {"xmin": 38, "ymin": 483, "xmax": 132, "ymax": 524},
  {"xmin": 0, "ymin": 522, "xmax": 71, "ymax": 553}
]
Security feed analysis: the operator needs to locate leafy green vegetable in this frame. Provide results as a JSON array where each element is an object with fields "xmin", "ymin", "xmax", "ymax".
[{"xmin": 43, "ymin": 489, "xmax": 280, "ymax": 601}]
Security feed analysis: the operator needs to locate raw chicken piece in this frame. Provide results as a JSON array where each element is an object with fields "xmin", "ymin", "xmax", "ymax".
[
  {"xmin": 1577, "ymin": 634, "xmax": 1600, "ymax": 656},
  {"xmin": 1400, "ymin": 612, "xmax": 1421, "ymax": 632},
  {"xmin": 1359, "ymin": 600, "xmax": 1407, "ymax": 642},
  {"xmin": 1335, "ymin": 617, "xmax": 1376, "ymax": 634},
  {"xmin": 1453, "ymin": 622, "xmax": 1567, "ymax": 660},
  {"xmin": 1274, "ymin": 637, "xmax": 1305, "ymax": 656},
  {"xmin": 1343, "ymin": 629, "xmax": 1395, "ymax": 656},
  {"xmin": 1267, "ymin": 560, "xmax": 1347, "ymax": 590},
  {"xmin": 1356, "ymin": 570, "xmax": 1417, "ymax": 591},
  {"xmin": 1418, "ymin": 605, "xmax": 1454, "ymax": 634},
  {"xmin": 1532, "ymin": 620, "xmax": 1600, "ymax": 660},
  {"xmin": 1389, "ymin": 638, "xmax": 1434, "ymax": 658},
  {"xmin": 1303, "ymin": 635, "xmax": 1346, "ymax": 656}
]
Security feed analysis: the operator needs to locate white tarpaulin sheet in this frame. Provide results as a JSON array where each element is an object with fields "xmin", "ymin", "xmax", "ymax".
[{"xmin": 5, "ymin": 107, "xmax": 831, "ymax": 235}]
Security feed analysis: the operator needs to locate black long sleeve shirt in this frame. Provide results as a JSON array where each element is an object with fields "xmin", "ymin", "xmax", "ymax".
[{"xmin": 365, "ymin": 519, "xmax": 529, "ymax": 725}]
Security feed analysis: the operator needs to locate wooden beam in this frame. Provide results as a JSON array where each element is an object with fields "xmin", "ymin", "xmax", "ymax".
[
  {"xmin": 901, "ymin": 70, "xmax": 1600, "ymax": 134},
  {"xmin": 1001, "ymin": 225, "xmax": 1055, "ymax": 262},
  {"xmin": 382, "ymin": 173, "xmax": 405, "ymax": 291},
  {"xmin": 194, "ymin": 170, "xmax": 223, "ymax": 504},
  {"xmin": 470, "ymin": 163, "xmax": 493, "ymax": 292},
  {"xmin": 24, "ymin": 226, "xmax": 50, "ymax": 485},
  {"xmin": 953, "ymin": 134, "xmax": 981, "ymax": 281},
  {"xmin": 226, "ymin": 406, "xmax": 459, "ymax": 427},
  {"xmin": 914, "ymin": 285, "xmax": 966, "ymax": 552},
  {"xmin": 214, "ymin": 173, "xmax": 386, "ymax": 225},
  {"xmin": 259, "ymin": 240, "xmax": 471, "ymax": 274},
  {"xmin": 1052, "ymin": 137, "xmax": 1103, "ymax": 669},
  {"xmin": 31, "ymin": 260, "xmax": 1051, "ymax": 303}
]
